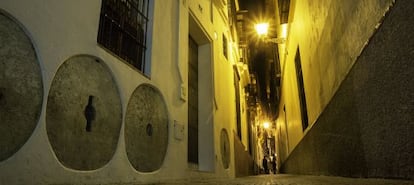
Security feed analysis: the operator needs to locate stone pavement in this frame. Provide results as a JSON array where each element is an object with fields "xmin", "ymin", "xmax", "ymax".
[{"xmin": 136, "ymin": 174, "xmax": 414, "ymax": 185}]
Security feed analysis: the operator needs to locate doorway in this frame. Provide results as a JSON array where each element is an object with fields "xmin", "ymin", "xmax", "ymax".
[
  {"xmin": 188, "ymin": 36, "xmax": 199, "ymax": 164},
  {"xmin": 187, "ymin": 14, "xmax": 214, "ymax": 172}
]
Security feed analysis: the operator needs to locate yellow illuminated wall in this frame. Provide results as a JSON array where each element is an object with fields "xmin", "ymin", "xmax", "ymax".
[{"xmin": 275, "ymin": 0, "xmax": 394, "ymax": 162}]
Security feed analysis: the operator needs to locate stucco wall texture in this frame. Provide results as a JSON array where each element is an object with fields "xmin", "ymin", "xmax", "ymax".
[
  {"xmin": 276, "ymin": 0, "xmax": 396, "ymax": 158},
  {"xmin": 0, "ymin": 0, "xmax": 244, "ymax": 184},
  {"xmin": 281, "ymin": 0, "xmax": 414, "ymax": 180}
]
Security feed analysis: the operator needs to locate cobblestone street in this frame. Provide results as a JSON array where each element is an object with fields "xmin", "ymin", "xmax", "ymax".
[{"xmin": 148, "ymin": 174, "xmax": 414, "ymax": 185}]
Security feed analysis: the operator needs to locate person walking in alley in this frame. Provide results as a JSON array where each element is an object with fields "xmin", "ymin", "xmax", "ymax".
[
  {"xmin": 262, "ymin": 157, "xmax": 269, "ymax": 174},
  {"xmin": 271, "ymin": 155, "xmax": 277, "ymax": 174}
]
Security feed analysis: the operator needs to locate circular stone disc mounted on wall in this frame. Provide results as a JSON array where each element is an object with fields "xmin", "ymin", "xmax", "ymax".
[
  {"xmin": 46, "ymin": 55, "xmax": 122, "ymax": 170},
  {"xmin": 220, "ymin": 128, "xmax": 230, "ymax": 169},
  {"xmin": 125, "ymin": 84, "xmax": 169, "ymax": 172},
  {"xmin": 0, "ymin": 13, "xmax": 43, "ymax": 161}
]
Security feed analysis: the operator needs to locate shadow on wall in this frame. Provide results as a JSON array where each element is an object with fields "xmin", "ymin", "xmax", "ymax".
[{"xmin": 233, "ymin": 131, "xmax": 255, "ymax": 177}]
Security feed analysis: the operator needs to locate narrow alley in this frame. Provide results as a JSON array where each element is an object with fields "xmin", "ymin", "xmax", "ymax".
[{"xmin": 0, "ymin": 0, "xmax": 413, "ymax": 184}]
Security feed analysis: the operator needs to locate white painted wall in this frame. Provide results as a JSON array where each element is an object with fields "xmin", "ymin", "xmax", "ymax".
[{"xmin": 0, "ymin": 0, "xmax": 244, "ymax": 184}]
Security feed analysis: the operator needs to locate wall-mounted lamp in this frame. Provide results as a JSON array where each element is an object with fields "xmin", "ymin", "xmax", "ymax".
[
  {"xmin": 263, "ymin": 121, "xmax": 270, "ymax": 129},
  {"xmin": 255, "ymin": 22, "xmax": 286, "ymax": 44},
  {"xmin": 255, "ymin": 23, "xmax": 269, "ymax": 36}
]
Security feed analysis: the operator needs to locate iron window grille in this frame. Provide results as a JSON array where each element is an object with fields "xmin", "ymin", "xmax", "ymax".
[{"xmin": 98, "ymin": 0, "xmax": 149, "ymax": 72}]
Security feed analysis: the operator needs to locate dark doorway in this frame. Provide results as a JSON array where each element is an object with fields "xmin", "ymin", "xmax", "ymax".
[{"xmin": 188, "ymin": 36, "xmax": 199, "ymax": 164}]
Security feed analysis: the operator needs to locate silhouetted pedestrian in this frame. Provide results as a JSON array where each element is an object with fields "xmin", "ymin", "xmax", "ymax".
[
  {"xmin": 262, "ymin": 157, "xmax": 268, "ymax": 174},
  {"xmin": 271, "ymin": 156, "xmax": 277, "ymax": 174}
]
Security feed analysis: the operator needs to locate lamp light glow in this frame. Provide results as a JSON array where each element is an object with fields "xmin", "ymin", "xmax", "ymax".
[
  {"xmin": 263, "ymin": 121, "xmax": 270, "ymax": 129},
  {"xmin": 280, "ymin": 23, "xmax": 288, "ymax": 38},
  {"xmin": 255, "ymin": 23, "xmax": 269, "ymax": 36}
]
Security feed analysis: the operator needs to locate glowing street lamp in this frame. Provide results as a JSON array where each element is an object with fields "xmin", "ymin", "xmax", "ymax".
[
  {"xmin": 263, "ymin": 121, "xmax": 270, "ymax": 129},
  {"xmin": 255, "ymin": 23, "xmax": 269, "ymax": 37},
  {"xmin": 254, "ymin": 22, "xmax": 286, "ymax": 44}
]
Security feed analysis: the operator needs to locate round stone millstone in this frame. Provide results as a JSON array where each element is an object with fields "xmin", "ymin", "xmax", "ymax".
[
  {"xmin": 46, "ymin": 55, "xmax": 122, "ymax": 170},
  {"xmin": 0, "ymin": 13, "xmax": 43, "ymax": 161},
  {"xmin": 220, "ymin": 128, "xmax": 230, "ymax": 169},
  {"xmin": 125, "ymin": 84, "xmax": 169, "ymax": 172}
]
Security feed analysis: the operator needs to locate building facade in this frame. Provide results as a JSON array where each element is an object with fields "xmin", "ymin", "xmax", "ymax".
[
  {"xmin": 0, "ymin": 0, "xmax": 255, "ymax": 184},
  {"xmin": 268, "ymin": 0, "xmax": 413, "ymax": 180}
]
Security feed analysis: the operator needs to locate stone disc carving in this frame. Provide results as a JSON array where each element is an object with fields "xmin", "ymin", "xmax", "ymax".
[
  {"xmin": 46, "ymin": 55, "xmax": 122, "ymax": 170},
  {"xmin": 125, "ymin": 84, "xmax": 169, "ymax": 172},
  {"xmin": 220, "ymin": 128, "xmax": 230, "ymax": 169},
  {"xmin": 0, "ymin": 13, "xmax": 43, "ymax": 161}
]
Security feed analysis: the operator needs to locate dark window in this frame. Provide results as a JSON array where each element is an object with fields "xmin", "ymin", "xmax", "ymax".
[
  {"xmin": 294, "ymin": 47, "xmax": 309, "ymax": 131},
  {"xmin": 223, "ymin": 34, "xmax": 228, "ymax": 59},
  {"xmin": 98, "ymin": 0, "xmax": 149, "ymax": 72}
]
